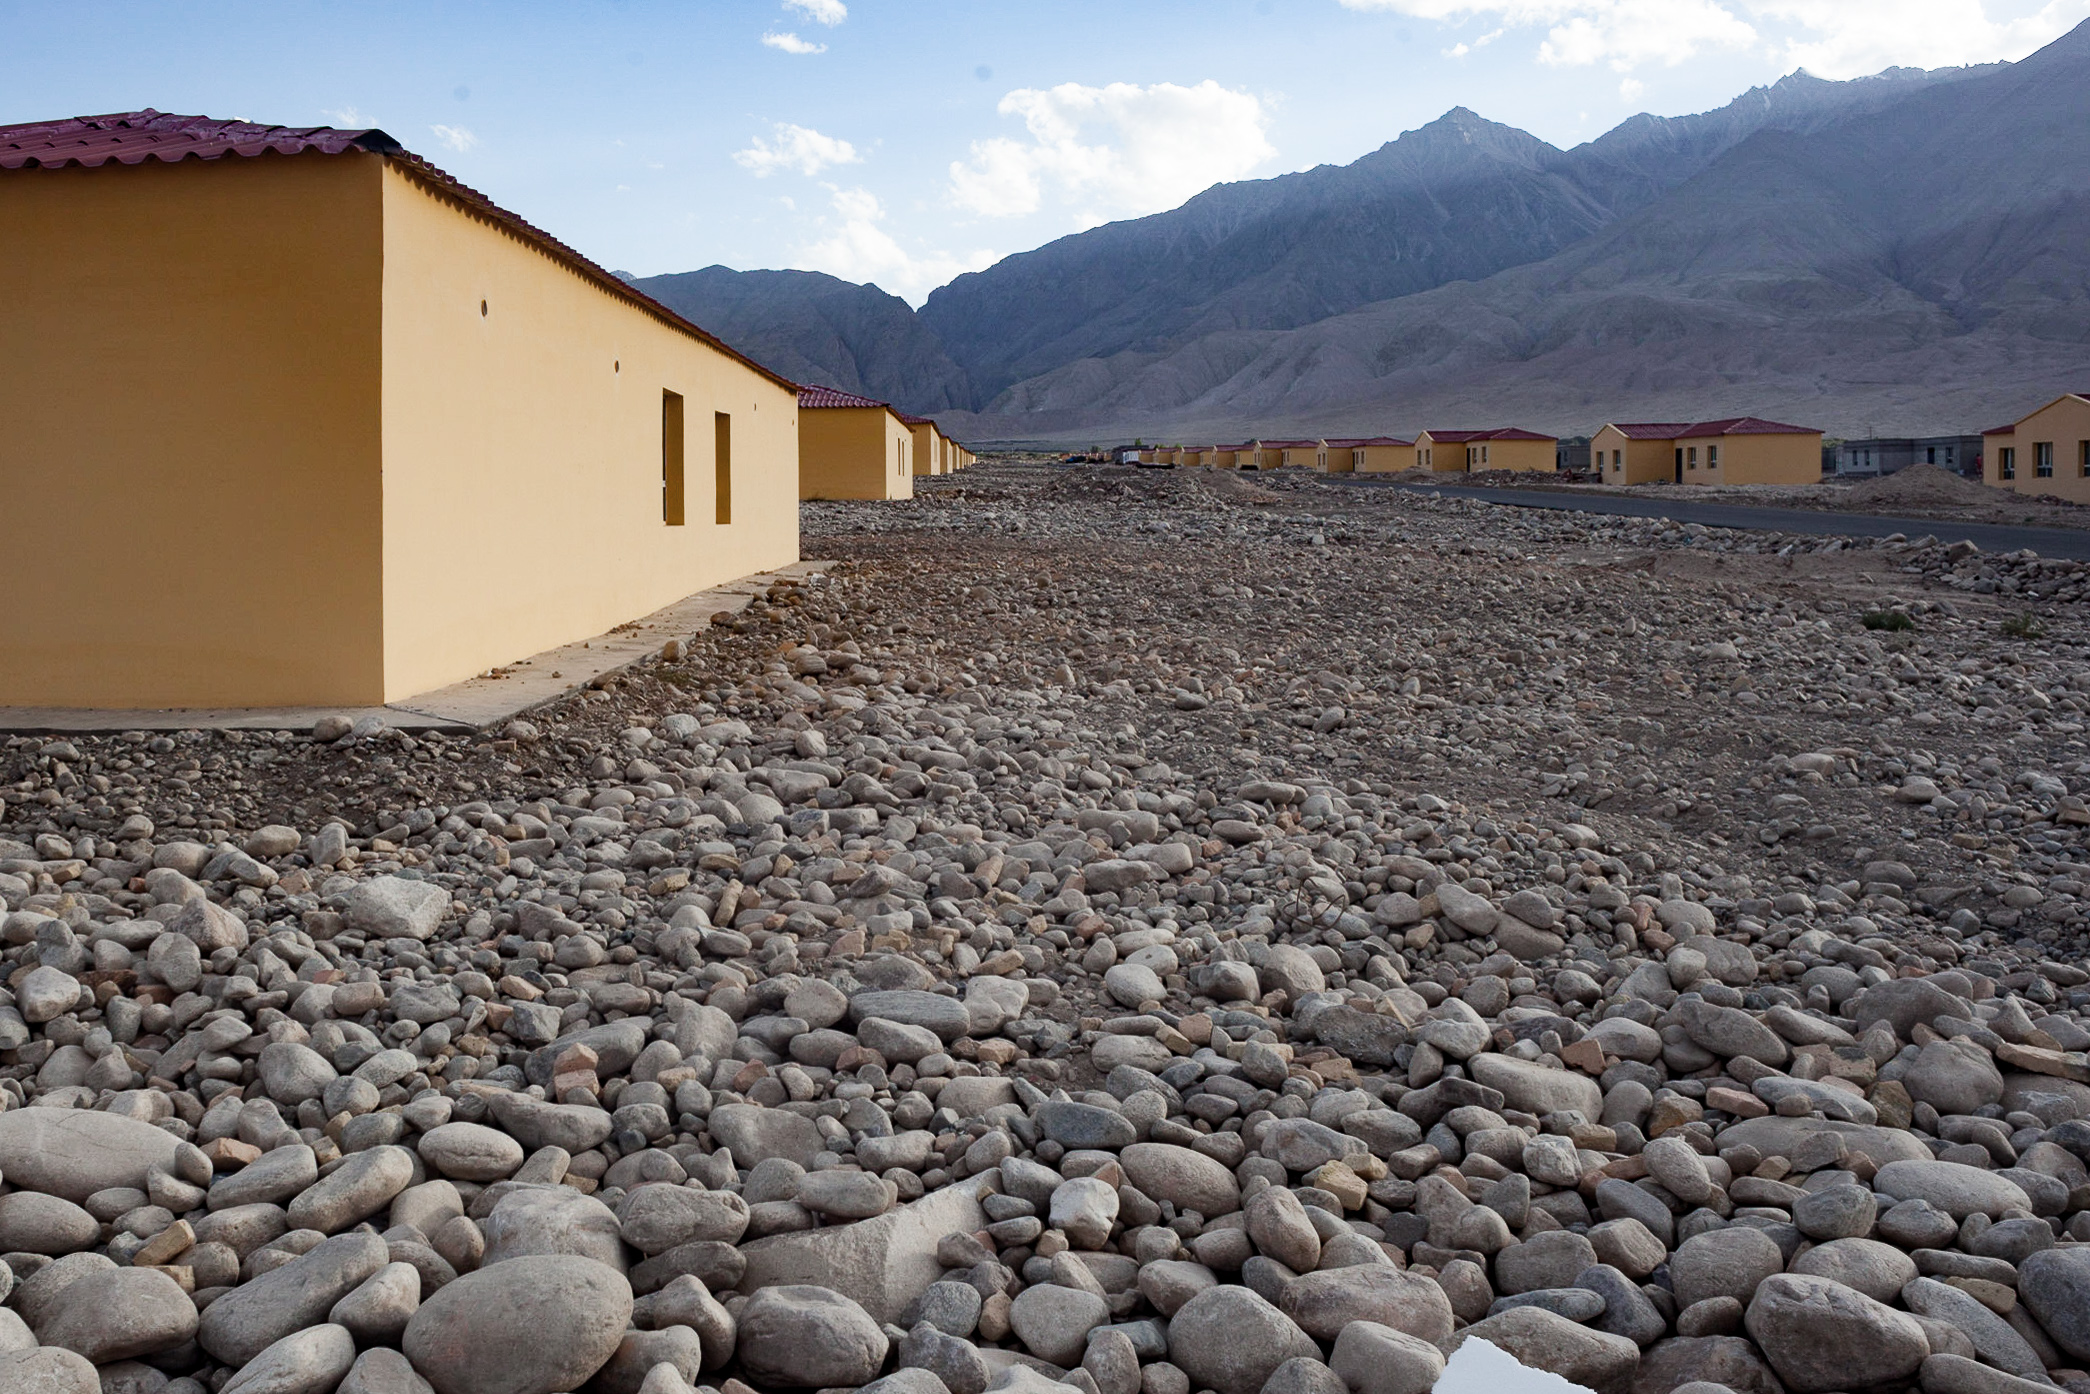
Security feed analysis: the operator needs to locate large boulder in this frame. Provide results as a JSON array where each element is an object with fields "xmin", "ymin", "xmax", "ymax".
[
  {"xmin": 1167, "ymin": 1286, "xmax": 1318, "ymax": 1394},
  {"xmin": 1466, "ymin": 1055, "xmax": 1602, "ymax": 1116},
  {"xmin": 1712, "ymin": 1116, "xmax": 1930, "ymax": 1165},
  {"xmin": 1743, "ymin": 1274, "xmax": 1928, "ymax": 1393},
  {"xmin": 480, "ymin": 1187, "xmax": 629, "ymax": 1272},
  {"xmin": 707, "ymin": 1104, "xmax": 824, "ymax": 1169},
  {"xmin": 2020, "ymin": 1247, "xmax": 2090, "ymax": 1362},
  {"xmin": 199, "ymin": 1231, "xmax": 390, "ymax": 1366},
  {"xmin": 1444, "ymin": 1307, "xmax": 1640, "ymax": 1394},
  {"xmin": 31, "ymin": 1267, "xmax": 197, "ymax": 1362},
  {"xmin": 346, "ymin": 876, "xmax": 450, "ymax": 940},
  {"xmin": 735, "ymin": 1286, "xmax": 888, "ymax": 1388},
  {"xmin": 738, "ymin": 1173, "xmax": 990, "ymax": 1324},
  {"xmin": 0, "ymin": 1109, "xmax": 184, "ymax": 1203},
  {"xmin": 402, "ymin": 1256, "xmax": 632, "ymax": 1394}
]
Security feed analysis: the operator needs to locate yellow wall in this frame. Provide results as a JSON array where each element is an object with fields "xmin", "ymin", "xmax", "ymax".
[
  {"xmin": 1985, "ymin": 432, "xmax": 2018, "ymax": 489},
  {"xmin": 1592, "ymin": 427, "xmax": 1679, "ymax": 485},
  {"xmin": 0, "ymin": 153, "xmax": 389, "ymax": 707},
  {"xmin": 1353, "ymin": 444, "xmax": 1409, "ymax": 472},
  {"xmin": 908, "ymin": 423, "xmax": 937, "ymax": 476},
  {"xmin": 1415, "ymin": 435, "xmax": 1461, "ymax": 472},
  {"xmin": 1696, "ymin": 431, "xmax": 1821, "ymax": 486},
  {"xmin": 2000, "ymin": 397, "xmax": 2090, "ymax": 503},
  {"xmin": 377, "ymin": 163, "xmax": 799, "ymax": 701},
  {"xmin": 1467, "ymin": 438, "xmax": 1556, "ymax": 472},
  {"xmin": 801, "ymin": 405, "xmax": 912, "ymax": 500}
]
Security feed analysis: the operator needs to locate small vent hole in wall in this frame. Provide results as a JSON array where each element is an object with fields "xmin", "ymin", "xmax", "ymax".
[{"xmin": 480, "ymin": 299, "xmax": 488, "ymax": 317}]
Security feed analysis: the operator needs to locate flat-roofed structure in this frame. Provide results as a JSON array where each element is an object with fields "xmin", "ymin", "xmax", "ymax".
[{"xmin": 0, "ymin": 109, "xmax": 800, "ymax": 710}]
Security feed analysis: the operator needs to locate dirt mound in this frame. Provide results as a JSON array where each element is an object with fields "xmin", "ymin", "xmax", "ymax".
[{"xmin": 1842, "ymin": 463, "xmax": 1996, "ymax": 511}]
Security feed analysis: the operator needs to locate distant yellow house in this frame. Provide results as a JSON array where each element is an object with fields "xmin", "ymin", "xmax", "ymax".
[
  {"xmin": 1348, "ymin": 436, "xmax": 1414, "ymax": 472},
  {"xmin": 1246, "ymin": 439, "xmax": 1312, "ymax": 468},
  {"xmin": 1591, "ymin": 423, "xmax": 1693, "ymax": 484},
  {"xmin": 902, "ymin": 411, "xmax": 957, "ymax": 476},
  {"xmin": 800, "ymin": 385, "xmax": 912, "ymax": 500},
  {"xmin": 0, "ymin": 109, "xmax": 799, "ymax": 711},
  {"xmin": 1206, "ymin": 444, "xmax": 1248, "ymax": 468},
  {"xmin": 1415, "ymin": 428, "xmax": 1557, "ymax": 473},
  {"xmin": 1678, "ymin": 419, "xmax": 1823, "ymax": 485},
  {"xmin": 1983, "ymin": 393, "xmax": 2090, "ymax": 502}
]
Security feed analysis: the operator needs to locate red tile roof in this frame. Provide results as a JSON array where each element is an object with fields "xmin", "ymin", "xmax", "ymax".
[
  {"xmin": 0, "ymin": 110, "xmax": 799, "ymax": 393},
  {"xmin": 1255, "ymin": 439, "xmax": 1319, "ymax": 449},
  {"xmin": 1981, "ymin": 423, "xmax": 2018, "ymax": 436},
  {"xmin": 798, "ymin": 384, "xmax": 896, "ymax": 411},
  {"xmin": 895, "ymin": 411, "xmax": 937, "ymax": 426},
  {"xmin": 1423, "ymin": 428, "xmax": 1554, "ymax": 442},
  {"xmin": 1675, "ymin": 417, "xmax": 1820, "ymax": 438},
  {"xmin": 1601, "ymin": 422, "xmax": 1695, "ymax": 440},
  {"xmin": 1325, "ymin": 436, "xmax": 1413, "ymax": 448}
]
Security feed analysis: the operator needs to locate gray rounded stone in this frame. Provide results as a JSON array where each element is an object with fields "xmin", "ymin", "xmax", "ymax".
[
  {"xmin": 402, "ymin": 1255, "xmax": 632, "ymax": 1394},
  {"xmin": 1168, "ymin": 1286, "xmax": 1319, "ymax": 1394},
  {"xmin": 1791, "ymin": 1185, "xmax": 1876, "ymax": 1241},
  {"xmin": 287, "ymin": 1144, "xmax": 415, "ymax": 1234},
  {"xmin": 31, "ymin": 1266, "xmax": 198, "ymax": 1362},
  {"xmin": 1278, "ymin": 1264, "xmax": 1453, "ymax": 1344},
  {"xmin": 222, "ymin": 1324, "xmax": 358, "ymax": 1394},
  {"xmin": 1010, "ymin": 1283, "xmax": 1109, "ymax": 1366},
  {"xmin": 1121, "ymin": 1143, "xmax": 1240, "ymax": 1217},
  {"xmin": 1744, "ymin": 1273, "xmax": 1927, "ymax": 1394},
  {"xmin": 1788, "ymin": 1238, "xmax": 1917, "ymax": 1304},
  {"xmin": 735, "ymin": 1285, "xmax": 889, "ymax": 1388},
  {"xmin": 0, "ymin": 1347, "xmax": 100, "ymax": 1394},
  {"xmin": 1671, "ymin": 1226, "xmax": 1783, "ymax": 1309},
  {"xmin": 0, "ymin": 1109, "xmax": 185, "ymax": 1203},
  {"xmin": 0, "ymin": 1192, "xmax": 98, "ymax": 1255},
  {"xmin": 618, "ymin": 1185, "xmax": 750, "ymax": 1254},
  {"xmin": 1872, "ymin": 1160, "xmax": 2030, "ymax": 1219},
  {"xmin": 2019, "ymin": 1246, "xmax": 2090, "ymax": 1362},
  {"xmin": 480, "ymin": 1186, "xmax": 628, "ymax": 1272},
  {"xmin": 418, "ymin": 1124, "xmax": 525, "ymax": 1182},
  {"xmin": 1328, "ymin": 1321, "xmax": 1444, "ymax": 1394}
]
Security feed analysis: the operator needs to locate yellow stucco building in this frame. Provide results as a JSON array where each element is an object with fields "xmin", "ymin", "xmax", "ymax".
[
  {"xmin": 1348, "ymin": 436, "xmax": 1415, "ymax": 472},
  {"xmin": 1593, "ymin": 418, "xmax": 1822, "ymax": 485},
  {"xmin": 0, "ymin": 110, "xmax": 800, "ymax": 711},
  {"xmin": 1592, "ymin": 423, "xmax": 1693, "ymax": 484},
  {"xmin": 799, "ymin": 385, "xmax": 913, "ymax": 500},
  {"xmin": 900, "ymin": 412, "xmax": 947, "ymax": 476},
  {"xmin": 1984, "ymin": 393, "xmax": 2090, "ymax": 502},
  {"xmin": 1415, "ymin": 428, "xmax": 1557, "ymax": 473}
]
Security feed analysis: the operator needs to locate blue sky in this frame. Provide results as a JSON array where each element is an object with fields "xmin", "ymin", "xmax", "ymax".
[{"xmin": 8, "ymin": 0, "xmax": 2087, "ymax": 303}]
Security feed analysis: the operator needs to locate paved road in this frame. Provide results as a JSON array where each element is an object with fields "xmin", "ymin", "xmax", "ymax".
[{"xmin": 1364, "ymin": 481, "xmax": 2090, "ymax": 561}]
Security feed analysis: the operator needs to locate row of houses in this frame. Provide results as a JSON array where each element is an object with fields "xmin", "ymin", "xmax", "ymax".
[
  {"xmin": 0, "ymin": 109, "xmax": 973, "ymax": 712},
  {"xmin": 795, "ymin": 386, "xmax": 975, "ymax": 501},
  {"xmin": 1131, "ymin": 418, "xmax": 1827, "ymax": 486}
]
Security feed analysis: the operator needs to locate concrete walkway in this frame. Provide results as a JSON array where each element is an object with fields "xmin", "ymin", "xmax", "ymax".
[
  {"xmin": 1371, "ymin": 481, "xmax": 2090, "ymax": 560},
  {"xmin": 0, "ymin": 560, "xmax": 835, "ymax": 735}
]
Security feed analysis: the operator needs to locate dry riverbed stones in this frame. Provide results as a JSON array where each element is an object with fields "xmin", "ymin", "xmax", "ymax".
[{"xmin": 0, "ymin": 461, "xmax": 2087, "ymax": 1394}]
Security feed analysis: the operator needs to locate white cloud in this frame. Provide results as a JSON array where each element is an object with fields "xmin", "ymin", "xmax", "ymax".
[
  {"xmin": 734, "ymin": 123, "xmax": 862, "ymax": 178},
  {"xmin": 784, "ymin": 0, "xmax": 847, "ymax": 25},
  {"xmin": 1743, "ymin": 0, "xmax": 2090, "ymax": 77},
  {"xmin": 429, "ymin": 124, "xmax": 479, "ymax": 153},
  {"xmin": 1619, "ymin": 76, "xmax": 1645, "ymax": 98},
  {"xmin": 323, "ymin": 106, "xmax": 370, "ymax": 128},
  {"xmin": 792, "ymin": 186, "xmax": 997, "ymax": 304},
  {"xmin": 947, "ymin": 80, "xmax": 1275, "ymax": 224},
  {"xmin": 1337, "ymin": 0, "xmax": 2090, "ymax": 75},
  {"xmin": 761, "ymin": 31, "xmax": 827, "ymax": 54}
]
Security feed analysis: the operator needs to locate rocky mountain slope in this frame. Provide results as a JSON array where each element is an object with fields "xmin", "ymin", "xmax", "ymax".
[
  {"xmin": 631, "ymin": 267, "xmax": 975, "ymax": 414},
  {"xmin": 948, "ymin": 22, "xmax": 2090, "ymax": 442}
]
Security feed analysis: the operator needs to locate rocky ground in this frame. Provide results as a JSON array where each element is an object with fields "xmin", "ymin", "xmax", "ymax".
[
  {"xmin": 3, "ymin": 460, "xmax": 2090, "ymax": 1394},
  {"xmin": 1385, "ymin": 462, "xmax": 2090, "ymax": 531}
]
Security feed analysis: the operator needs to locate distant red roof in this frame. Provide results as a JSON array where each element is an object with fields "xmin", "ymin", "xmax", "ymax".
[
  {"xmin": 1675, "ymin": 417, "xmax": 1821, "ymax": 438},
  {"xmin": 895, "ymin": 411, "xmax": 936, "ymax": 427},
  {"xmin": 1256, "ymin": 439, "xmax": 1318, "ymax": 449},
  {"xmin": 1981, "ymin": 423, "xmax": 2018, "ymax": 436},
  {"xmin": 1423, "ymin": 428, "xmax": 1554, "ymax": 442},
  {"xmin": 1602, "ymin": 422, "xmax": 1695, "ymax": 440},
  {"xmin": 0, "ymin": 110, "xmax": 801, "ymax": 395},
  {"xmin": 1326, "ymin": 436, "xmax": 1413, "ymax": 448},
  {"xmin": 798, "ymin": 385, "xmax": 894, "ymax": 411}
]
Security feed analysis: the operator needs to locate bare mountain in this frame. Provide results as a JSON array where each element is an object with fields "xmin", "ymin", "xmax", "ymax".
[
  {"xmin": 627, "ymin": 266, "xmax": 973, "ymax": 413},
  {"xmin": 943, "ymin": 22, "xmax": 2090, "ymax": 443},
  {"xmin": 915, "ymin": 62, "xmax": 1995, "ymax": 407}
]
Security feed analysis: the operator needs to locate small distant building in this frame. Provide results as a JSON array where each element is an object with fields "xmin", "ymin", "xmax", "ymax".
[
  {"xmin": 0, "ymin": 109, "xmax": 800, "ymax": 710},
  {"xmin": 1246, "ymin": 439, "xmax": 1314, "ymax": 469},
  {"xmin": 1832, "ymin": 436, "xmax": 1982, "ymax": 477},
  {"xmin": 1593, "ymin": 418, "xmax": 1822, "ymax": 485},
  {"xmin": 799, "ymin": 385, "xmax": 912, "ymax": 500},
  {"xmin": 1676, "ymin": 418, "xmax": 1823, "ymax": 485},
  {"xmin": 1982, "ymin": 393, "xmax": 2090, "ymax": 502},
  {"xmin": 1415, "ymin": 428, "xmax": 1557, "ymax": 473},
  {"xmin": 1111, "ymin": 446, "xmax": 1143, "ymax": 464},
  {"xmin": 1591, "ymin": 423, "xmax": 1694, "ymax": 484},
  {"xmin": 898, "ymin": 412, "xmax": 946, "ymax": 476},
  {"xmin": 1556, "ymin": 437, "xmax": 1591, "ymax": 472},
  {"xmin": 1205, "ymin": 444, "xmax": 1248, "ymax": 469},
  {"xmin": 1347, "ymin": 437, "xmax": 1414, "ymax": 473}
]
